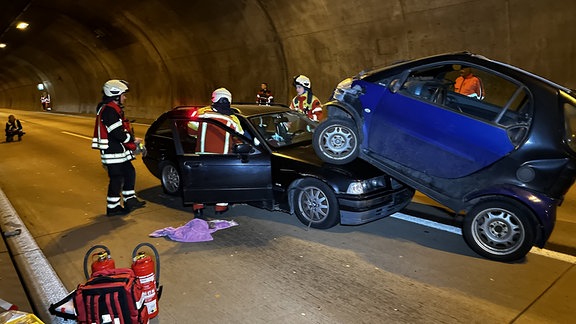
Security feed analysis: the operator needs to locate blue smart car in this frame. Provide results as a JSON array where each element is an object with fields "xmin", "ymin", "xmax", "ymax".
[{"xmin": 312, "ymin": 52, "xmax": 576, "ymax": 261}]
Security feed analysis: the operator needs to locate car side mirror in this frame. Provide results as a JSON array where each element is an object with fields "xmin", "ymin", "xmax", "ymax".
[{"xmin": 233, "ymin": 143, "xmax": 253, "ymax": 163}]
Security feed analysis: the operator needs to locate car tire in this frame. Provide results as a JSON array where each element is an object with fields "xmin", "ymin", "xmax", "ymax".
[
  {"xmin": 160, "ymin": 162, "xmax": 181, "ymax": 195},
  {"xmin": 313, "ymin": 117, "xmax": 359, "ymax": 165},
  {"xmin": 292, "ymin": 178, "xmax": 340, "ymax": 229},
  {"xmin": 462, "ymin": 198, "xmax": 537, "ymax": 262}
]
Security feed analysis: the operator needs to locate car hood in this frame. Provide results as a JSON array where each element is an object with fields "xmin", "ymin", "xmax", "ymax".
[{"xmin": 273, "ymin": 144, "xmax": 387, "ymax": 180}]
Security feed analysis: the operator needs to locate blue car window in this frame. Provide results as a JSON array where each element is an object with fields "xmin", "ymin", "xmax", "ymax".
[{"xmin": 399, "ymin": 63, "xmax": 532, "ymax": 130}]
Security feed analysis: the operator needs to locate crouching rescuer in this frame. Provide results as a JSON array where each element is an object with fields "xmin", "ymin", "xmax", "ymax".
[{"xmin": 92, "ymin": 79, "xmax": 146, "ymax": 216}]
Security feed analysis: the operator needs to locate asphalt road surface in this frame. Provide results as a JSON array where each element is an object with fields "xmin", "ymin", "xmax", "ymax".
[{"xmin": 1, "ymin": 109, "xmax": 575, "ymax": 323}]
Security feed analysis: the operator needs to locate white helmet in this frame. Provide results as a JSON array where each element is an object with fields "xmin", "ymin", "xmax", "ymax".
[
  {"xmin": 294, "ymin": 75, "xmax": 311, "ymax": 89},
  {"xmin": 103, "ymin": 80, "xmax": 129, "ymax": 97},
  {"xmin": 211, "ymin": 87, "xmax": 232, "ymax": 103}
]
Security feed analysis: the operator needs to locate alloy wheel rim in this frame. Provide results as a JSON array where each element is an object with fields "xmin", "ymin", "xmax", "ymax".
[
  {"xmin": 298, "ymin": 186, "xmax": 329, "ymax": 222},
  {"xmin": 472, "ymin": 208, "xmax": 524, "ymax": 255}
]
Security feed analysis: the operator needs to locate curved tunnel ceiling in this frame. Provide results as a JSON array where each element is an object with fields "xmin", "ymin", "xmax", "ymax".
[{"xmin": 0, "ymin": 0, "xmax": 575, "ymax": 119}]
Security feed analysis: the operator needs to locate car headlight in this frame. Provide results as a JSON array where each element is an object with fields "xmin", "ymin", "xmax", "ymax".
[
  {"xmin": 332, "ymin": 78, "xmax": 354, "ymax": 101},
  {"xmin": 346, "ymin": 176, "xmax": 387, "ymax": 194}
]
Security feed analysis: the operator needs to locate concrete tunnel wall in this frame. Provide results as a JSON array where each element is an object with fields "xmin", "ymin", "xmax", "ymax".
[{"xmin": 0, "ymin": 0, "xmax": 575, "ymax": 120}]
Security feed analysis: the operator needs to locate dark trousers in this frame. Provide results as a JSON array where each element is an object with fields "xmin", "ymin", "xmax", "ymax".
[{"xmin": 106, "ymin": 161, "xmax": 136, "ymax": 198}]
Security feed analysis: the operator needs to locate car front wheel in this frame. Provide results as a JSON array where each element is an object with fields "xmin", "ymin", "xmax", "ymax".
[
  {"xmin": 160, "ymin": 162, "xmax": 181, "ymax": 195},
  {"xmin": 313, "ymin": 117, "xmax": 359, "ymax": 165},
  {"xmin": 462, "ymin": 199, "xmax": 537, "ymax": 262},
  {"xmin": 292, "ymin": 178, "xmax": 340, "ymax": 229}
]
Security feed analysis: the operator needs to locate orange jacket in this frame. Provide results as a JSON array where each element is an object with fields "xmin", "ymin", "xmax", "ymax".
[
  {"xmin": 290, "ymin": 91, "xmax": 323, "ymax": 121},
  {"xmin": 454, "ymin": 75, "xmax": 484, "ymax": 99}
]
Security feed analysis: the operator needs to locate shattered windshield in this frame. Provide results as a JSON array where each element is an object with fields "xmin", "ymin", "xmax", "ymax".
[{"xmin": 249, "ymin": 111, "xmax": 317, "ymax": 148}]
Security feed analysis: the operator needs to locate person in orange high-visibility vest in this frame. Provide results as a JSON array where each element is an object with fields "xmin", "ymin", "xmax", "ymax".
[
  {"xmin": 290, "ymin": 75, "xmax": 323, "ymax": 121},
  {"xmin": 189, "ymin": 88, "xmax": 243, "ymax": 218},
  {"xmin": 454, "ymin": 67, "xmax": 484, "ymax": 100}
]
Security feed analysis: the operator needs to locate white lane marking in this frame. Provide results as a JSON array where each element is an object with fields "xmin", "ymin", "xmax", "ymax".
[
  {"xmin": 62, "ymin": 131, "xmax": 91, "ymax": 140},
  {"xmin": 392, "ymin": 212, "xmax": 462, "ymax": 235},
  {"xmin": 391, "ymin": 212, "xmax": 576, "ymax": 264},
  {"xmin": 529, "ymin": 247, "xmax": 576, "ymax": 264}
]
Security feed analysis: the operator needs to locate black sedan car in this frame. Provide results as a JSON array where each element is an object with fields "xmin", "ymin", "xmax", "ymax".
[
  {"xmin": 143, "ymin": 104, "xmax": 414, "ymax": 229},
  {"xmin": 312, "ymin": 52, "xmax": 576, "ymax": 261}
]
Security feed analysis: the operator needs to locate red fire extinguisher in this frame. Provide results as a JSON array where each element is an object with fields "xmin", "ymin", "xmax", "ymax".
[
  {"xmin": 83, "ymin": 245, "xmax": 115, "ymax": 279},
  {"xmin": 132, "ymin": 242, "xmax": 162, "ymax": 319}
]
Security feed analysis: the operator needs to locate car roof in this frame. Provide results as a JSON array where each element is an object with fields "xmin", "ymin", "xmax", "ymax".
[
  {"xmin": 166, "ymin": 103, "xmax": 291, "ymax": 119},
  {"xmin": 361, "ymin": 51, "xmax": 573, "ymax": 94}
]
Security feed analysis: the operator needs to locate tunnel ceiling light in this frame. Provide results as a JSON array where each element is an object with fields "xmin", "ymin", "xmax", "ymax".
[
  {"xmin": 16, "ymin": 22, "xmax": 29, "ymax": 30},
  {"xmin": 37, "ymin": 84, "xmax": 45, "ymax": 91},
  {"xmin": 0, "ymin": 43, "xmax": 6, "ymax": 49}
]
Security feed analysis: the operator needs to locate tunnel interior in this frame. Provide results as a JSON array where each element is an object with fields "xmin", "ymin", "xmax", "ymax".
[{"xmin": 0, "ymin": 0, "xmax": 575, "ymax": 120}]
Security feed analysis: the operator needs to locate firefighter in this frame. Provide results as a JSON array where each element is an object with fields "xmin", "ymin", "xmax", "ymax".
[
  {"xmin": 190, "ymin": 87, "xmax": 243, "ymax": 218},
  {"xmin": 256, "ymin": 82, "xmax": 273, "ymax": 105},
  {"xmin": 92, "ymin": 80, "xmax": 146, "ymax": 216},
  {"xmin": 5, "ymin": 115, "xmax": 25, "ymax": 142},
  {"xmin": 289, "ymin": 75, "xmax": 323, "ymax": 121},
  {"xmin": 41, "ymin": 92, "xmax": 51, "ymax": 111}
]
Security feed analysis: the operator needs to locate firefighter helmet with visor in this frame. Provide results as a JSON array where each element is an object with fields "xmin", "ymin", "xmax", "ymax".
[
  {"xmin": 211, "ymin": 87, "xmax": 232, "ymax": 103},
  {"xmin": 103, "ymin": 80, "xmax": 129, "ymax": 97},
  {"xmin": 293, "ymin": 75, "xmax": 311, "ymax": 89}
]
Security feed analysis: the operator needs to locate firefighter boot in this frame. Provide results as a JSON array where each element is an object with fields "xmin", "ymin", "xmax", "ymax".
[
  {"xmin": 193, "ymin": 203, "xmax": 206, "ymax": 220},
  {"xmin": 125, "ymin": 197, "xmax": 146, "ymax": 211},
  {"xmin": 107, "ymin": 206, "xmax": 129, "ymax": 217},
  {"xmin": 215, "ymin": 203, "xmax": 229, "ymax": 215}
]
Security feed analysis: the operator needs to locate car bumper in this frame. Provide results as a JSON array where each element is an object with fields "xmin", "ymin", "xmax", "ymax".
[{"xmin": 339, "ymin": 187, "xmax": 414, "ymax": 225}]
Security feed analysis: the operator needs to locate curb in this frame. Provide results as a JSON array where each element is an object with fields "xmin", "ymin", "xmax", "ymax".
[{"xmin": 0, "ymin": 189, "xmax": 69, "ymax": 323}]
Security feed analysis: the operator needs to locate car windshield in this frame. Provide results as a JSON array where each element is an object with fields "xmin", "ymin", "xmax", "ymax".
[{"xmin": 249, "ymin": 111, "xmax": 317, "ymax": 148}]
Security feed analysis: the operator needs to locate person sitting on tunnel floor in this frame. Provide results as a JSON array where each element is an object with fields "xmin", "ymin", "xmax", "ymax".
[{"xmin": 5, "ymin": 115, "xmax": 25, "ymax": 142}]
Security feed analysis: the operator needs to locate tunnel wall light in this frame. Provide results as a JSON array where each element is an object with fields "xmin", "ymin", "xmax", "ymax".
[
  {"xmin": 37, "ymin": 83, "xmax": 45, "ymax": 91},
  {"xmin": 16, "ymin": 22, "xmax": 29, "ymax": 30},
  {"xmin": 0, "ymin": 43, "xmax": 6, "ymax": 48}
]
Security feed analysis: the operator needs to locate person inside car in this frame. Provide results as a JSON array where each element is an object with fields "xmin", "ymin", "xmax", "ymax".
[
  {"xmin": 5, "ymin": 114, "xmax": 25, "ymax": 142},
  {"xmin": 290, "ymin": 75, "xmax": 323, "ymax": 121},
  {"xmin": 454, "ymin": 66, "xmax": 484, "ymax": 99},
  {"xmin": 190, "ymin": 87, "xmax": 244, "ymax": 218}
]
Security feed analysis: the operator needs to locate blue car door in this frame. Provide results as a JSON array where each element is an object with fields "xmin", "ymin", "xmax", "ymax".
[{"xmin": 360, "ymin": 80, "xmax": 515, "ymax": 179}]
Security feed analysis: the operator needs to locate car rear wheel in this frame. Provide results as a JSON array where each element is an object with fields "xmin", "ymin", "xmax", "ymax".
[
  {"xmin": 292, "ymin": 178, "xmax": 340, "ymax": 229},
  {"xmin": 462, "ymin": 198, "xmax": 536, "ymax": 262},
  {"xmin": 160, "ymin": 162, "xmax": 181, "ymax": 195},
  {"xmin": 313, "ymin": 117, "xmax": 359, "ymax": 165}
]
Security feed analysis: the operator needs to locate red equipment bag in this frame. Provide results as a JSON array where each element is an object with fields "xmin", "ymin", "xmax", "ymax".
[{"xmin": 74, "ymin": 268, "xmax": 149, "ymax": 324}]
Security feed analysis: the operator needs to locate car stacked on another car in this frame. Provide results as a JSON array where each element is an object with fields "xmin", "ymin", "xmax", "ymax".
[
  {"xmin": 312, "ymin": 52, "xmax": 576, "ymax": 261},
  {"xmin": 143, "ymin": 104, "xmax": 414, "ymax": 229}
]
